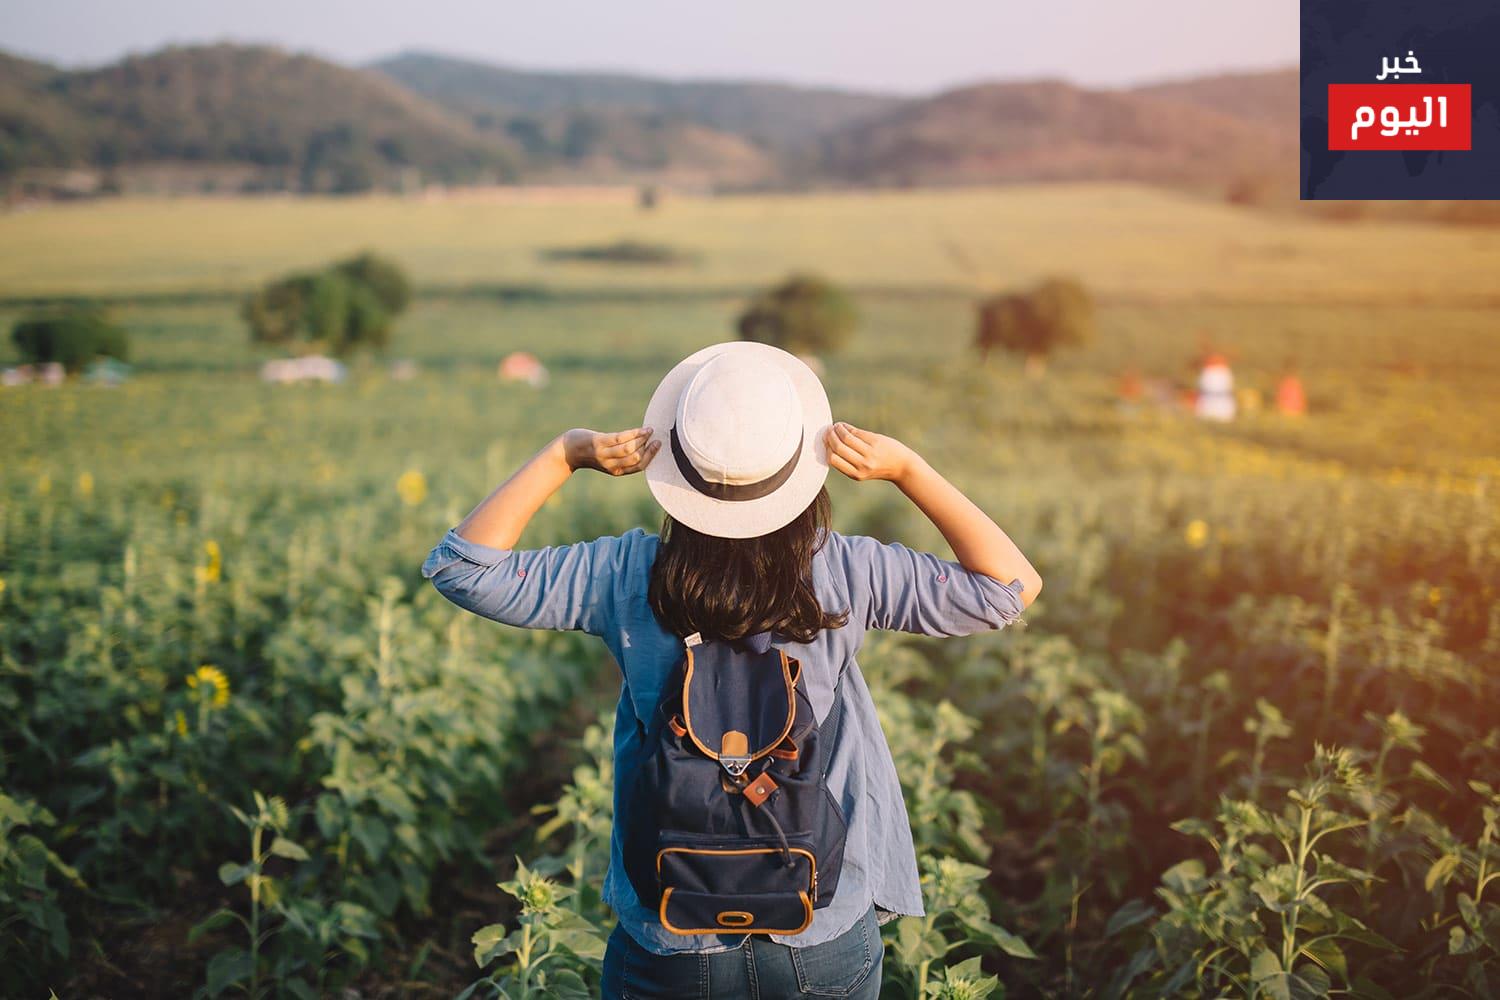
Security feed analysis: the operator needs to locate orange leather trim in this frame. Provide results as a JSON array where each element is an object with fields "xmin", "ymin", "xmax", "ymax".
[
  {"xmin": 668, "ymin": 715, "xmax": 687, "ymax": 738},
  {"xmin": 681, "ymin": 646, "xmax": 796, "ymax": 765},
  {"xmin": 659, "ymin": 888, "xmax": 813, "ymax": 935},
  {"xmin": 743, "ymin": 774, "xmax": 778, "ymax": 807}
]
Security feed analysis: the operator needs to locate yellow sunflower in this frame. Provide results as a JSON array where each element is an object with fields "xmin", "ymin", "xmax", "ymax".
[
  {"xmin": 186, "ymin": 664, "xmax": 231, "ymax": 709},
  {"xmin": 397, "ymin": 470, "xmax": 428, "ymax": 506}
]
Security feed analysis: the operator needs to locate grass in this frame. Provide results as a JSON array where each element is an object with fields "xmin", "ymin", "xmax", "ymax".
[{"xmin": 4, "ymin": 185, "xmax": 1500, "ymax": 303}]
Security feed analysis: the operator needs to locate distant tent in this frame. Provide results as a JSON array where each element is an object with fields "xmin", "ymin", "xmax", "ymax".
[
  {"xmin": 1276, "ymin": 372, "xmax": 1307, "ymax": 416},
  {"xmin": 499, "ymin": 351, "xmax": 549, "ymax": 387},
  {"xmin": 1195, "ymin": 354, "xmax": 1236, "ymax": 422},
  {"xmin": 85, "ymin": 357, "xmax": 133, "ymax": 386},
  {"xmin": 260, "ymin": 355, "xmax": 347, "ymax": 384}
]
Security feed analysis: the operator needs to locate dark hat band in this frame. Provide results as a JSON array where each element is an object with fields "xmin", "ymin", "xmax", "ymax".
[{"xmin": 670, "ymin": 424, "xmax": 803, "ymax": 501}]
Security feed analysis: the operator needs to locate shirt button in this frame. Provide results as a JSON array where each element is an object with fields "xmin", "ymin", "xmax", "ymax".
[
  {"xmin": 517, "ymin": 568, "xmax": 526, "ymax": 577},
  {"xmin": 936, "ymin": 573, "xmax": 947, "ymax": 583}
]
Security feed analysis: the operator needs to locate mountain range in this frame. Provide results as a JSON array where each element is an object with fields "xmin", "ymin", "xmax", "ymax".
[{"xmin": 0, "ymin": 44, "xmax": 1296, "ymax": 195}]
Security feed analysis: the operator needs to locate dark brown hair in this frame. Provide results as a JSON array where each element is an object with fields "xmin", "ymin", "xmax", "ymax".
[{"xmin": 648, "ymin": 487, "xmax": 849, "ymax": 644}]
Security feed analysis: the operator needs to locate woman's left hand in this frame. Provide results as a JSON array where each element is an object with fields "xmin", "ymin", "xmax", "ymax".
[{"xmin": 564, "ymin": 427, "xmax": 660, "ymax": 476}]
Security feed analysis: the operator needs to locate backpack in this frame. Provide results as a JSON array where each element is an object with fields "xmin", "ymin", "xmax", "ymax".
[{"xmin": 621, "ymin": 631, "xmax": 849, "ymax": 936}]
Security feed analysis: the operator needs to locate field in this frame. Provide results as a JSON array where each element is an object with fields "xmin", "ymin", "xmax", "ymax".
[{"xmin": 2, "ymin": 186, "xmax": 1498, "ymax": 998}]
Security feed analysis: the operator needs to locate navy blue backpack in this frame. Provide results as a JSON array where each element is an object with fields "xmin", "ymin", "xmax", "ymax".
[{"xmin": 621, "ymin": 631, "xmax": 849, "ymax": 936}]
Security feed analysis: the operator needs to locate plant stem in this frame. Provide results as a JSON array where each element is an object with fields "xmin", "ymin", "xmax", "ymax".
[
  {"xmin": 515, "ymin": 922, "xmax": 533, "ymax": 996},
  {"xmin": 1282, "ymin": 804, "xmax": 1312, "ymax": 971},
  {"xmin": 914, "ymin": 914, "xmax": 935, "ymax": 998},
  {"xmin": 250, "ymin": 823, "xmax": 263, "ymax": 999},
  {"xmin": 1475, "ymin": 821, "xmax": 1491, "ymax": 908}
]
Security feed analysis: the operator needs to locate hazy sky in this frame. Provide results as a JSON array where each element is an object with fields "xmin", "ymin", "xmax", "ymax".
[{"xmin": 2, "ymin": 1, "xmax": 1296, "ymax": 92}]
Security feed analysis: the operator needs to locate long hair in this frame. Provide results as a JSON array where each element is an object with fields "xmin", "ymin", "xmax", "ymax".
[{"xmin": 648, "ymin": 487, "xmax": 849, "ymax": 644}]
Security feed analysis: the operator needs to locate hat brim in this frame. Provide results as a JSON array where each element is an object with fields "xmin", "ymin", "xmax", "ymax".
[{"xmin": 643, "ymin": 341, "xmax": 831, "ymax": 539}]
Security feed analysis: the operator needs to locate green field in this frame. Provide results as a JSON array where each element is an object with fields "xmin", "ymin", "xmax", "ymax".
[
  {"xmin": 2, "ymin": 187, "xmax": 1497, "ymax": 998},
  {"xmin": 7, "ymin": 185, "xmax": 1500, "ymax": 304}
]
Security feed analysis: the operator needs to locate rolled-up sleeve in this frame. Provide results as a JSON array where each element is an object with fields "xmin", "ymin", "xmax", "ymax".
[
  {"xmin": 421, "ymin": 527, "xmax": 636, "ymax": 636},
  {"xmin": 833, "ymin": 533, "xmax": 1025, "ymax": 637}
]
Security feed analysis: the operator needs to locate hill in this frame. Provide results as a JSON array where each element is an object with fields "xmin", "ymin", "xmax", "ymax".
[
  {"xmin": 3, "ymin": 45, "xmax": 517, "ymax": 192},
  {"xmin": 499, "ymin": 107, "xmax": 775, "ymax": 185},
  {"xmin": 2, "ymin": 45, "xmax": 1302, "ymax": 196},
  {"xmin": 1130, "ymin": 68, "xmax": 1299, "ymax": 128},
  {"xmin": 370, "ymin": 51, "xmax": 904, "ymax": 152},
  {"xmin": 809, "ymin": 79, "xmax": 1293, "ymax": 188},
  {"xmin": 0, "ymin": 53, "xmax": 94, "ymax": 172}
]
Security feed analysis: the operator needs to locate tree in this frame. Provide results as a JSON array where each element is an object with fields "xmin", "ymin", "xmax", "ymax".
[
  {"xmin": 334, "ymin": 252, "xmax": 411, "ymax": 315},
  {"xmin": 736, "ymin": 274, "xmax": 856, "ymax": 358},
  {"xmin": 11, "ymin": 310, "xmax": 129, "ymax": 373},
  {"xmin": 975, "ymin": 276, "xmax": 1094, "ymax": 376},
  {"xmin": 242, "ymin": 252, "xmax": 409, "ymax": 358}
]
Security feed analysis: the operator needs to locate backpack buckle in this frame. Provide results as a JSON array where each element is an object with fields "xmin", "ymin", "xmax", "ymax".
[{"xmin": 718, "ymin": 732, "xmax": 751, "ymax": 777}]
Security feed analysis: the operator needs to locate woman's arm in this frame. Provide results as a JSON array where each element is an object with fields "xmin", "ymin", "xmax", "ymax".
[
  {"xmin": 455, "ymin": 426, "xmax": 659, "ymax": 550},
  {"xmin": 824, "ymin": 422, "xmax": 1042, "ymax": 607}
]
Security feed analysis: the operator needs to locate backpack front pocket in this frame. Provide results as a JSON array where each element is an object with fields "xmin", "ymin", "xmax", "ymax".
[
  {"xmin": 661, "ymin": 888, "xmax": 813, "ymax": 935},
  {"xmin": 656, "ymin": 830, "xmax": 817, "ymax": 934}
]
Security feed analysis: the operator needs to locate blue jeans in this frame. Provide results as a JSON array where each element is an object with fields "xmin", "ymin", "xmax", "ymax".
[{"xmin": 601, "ymin": 904, "xmax": 884, "ymax": 1000}]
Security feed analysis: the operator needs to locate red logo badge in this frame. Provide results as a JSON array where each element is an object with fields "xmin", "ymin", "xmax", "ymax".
[{"xmin": 1327, "ymin": 84, "xmax": 1472, "ymax": 150}]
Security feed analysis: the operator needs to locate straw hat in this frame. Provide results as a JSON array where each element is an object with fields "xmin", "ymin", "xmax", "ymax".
[{"xmin": 643, "ymin": 341, "xmax": 832, "ymax": 538}]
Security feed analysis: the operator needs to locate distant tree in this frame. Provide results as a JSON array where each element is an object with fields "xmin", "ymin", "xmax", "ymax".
[
  {"xmin": 975, "ymin": 276, "xmax": 1094, "ymax": 376},
  {"xmin": 504, "ymin": 117, "xmax": 550, "ymax": 158},
  {"xmin": 334, "ymin": 252, "xmax": 412, "ymax": 314},
  {"xmin": 299, "ymin": 124, "xmax": 380, "ymax": 194},
  {"xmin": 11, "ymin": 310, "xmax": 129, "ymax": 373},
  {"xmin": 561, "ymin": 113, "xmax": 606, "ymax": 161},
  {"xmin": 736, "ymin": 274, "xmax": 857, "ymax": 358},
  {"xmin": 243, "ymin": 253, "xmax": 410, "ymax": 357}
]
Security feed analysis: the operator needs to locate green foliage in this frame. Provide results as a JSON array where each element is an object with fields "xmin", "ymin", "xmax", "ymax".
[
  {"xmin": 974, "ymin": 277, "xmax": 1094, "ymax": 367},
  {"xmin": 889, "ymin": 856, "xmax": 1036, "ymax": 1000},
  {"xmin": 191, "ymin": 791, "xmax": 373, "ymax": 999},
  {"xmin": 2, "ymin": 283, "xmax": 1497, "ymax": 996},
  {"xmin": 462, "ymin": 859, "xmax": 609, "ymax": 1000},
  {"xmin": 10, "ymin": 309, "xmax": 129, "ymax": 372},
  {"xmin": 0, "ymin": 791, "xmax": 84, "ymax": 978},
  {"xmin": 737, "ymin": 273, "xmax": 857, "ymax": 357},
  {"xmin": 843, "ymin": 640, "xmax": 1038, "ymax": 997},
  {"xmin": 1143, "ymin": 746, "xmax": 1387, "ymax": 998},
  {"xmin": 241, "ymin": 253, "xmax": 410, "ymax": 357},
  {"xmin": 334, "ymin": 251, "xmax": 413, "ymax": 314}
]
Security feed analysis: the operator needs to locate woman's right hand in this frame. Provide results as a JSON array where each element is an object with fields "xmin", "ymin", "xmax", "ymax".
[
  {"xmin": 824, "ymin": 422, "xmax": 920, "ymax": 484},
  {"xmin": 564, "ymin": 427, "xmax": 660, "ymax": 476}
]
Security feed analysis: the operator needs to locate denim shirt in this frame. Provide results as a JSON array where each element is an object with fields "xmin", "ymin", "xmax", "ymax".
[{"xmin": 421, "ymin": 525, "xmax": 1026, "ymax": 955}]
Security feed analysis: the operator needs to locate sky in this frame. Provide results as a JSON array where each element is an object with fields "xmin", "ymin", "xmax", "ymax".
[{"xmin": 1, "ymin": 0, "xmax": 1297, "ymax": 93}]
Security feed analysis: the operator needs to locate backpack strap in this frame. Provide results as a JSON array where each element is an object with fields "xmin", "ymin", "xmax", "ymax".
[{"xmin": 632, "ymin": 631, "xmax": 704, "ymax": 745}]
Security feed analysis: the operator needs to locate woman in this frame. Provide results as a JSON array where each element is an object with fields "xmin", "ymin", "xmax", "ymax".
[{"xmin": 423, "ymin": 341, "xmax": 1041, "ymax": 999}]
